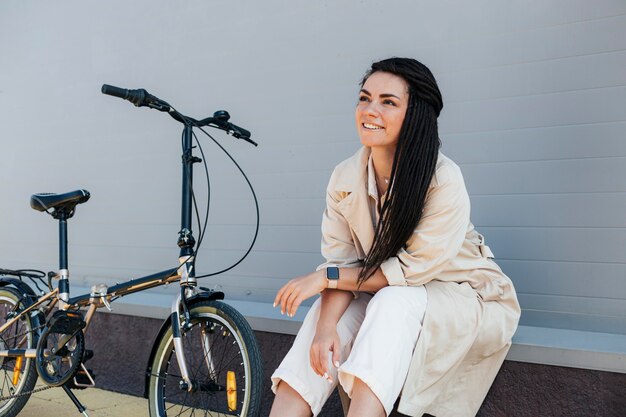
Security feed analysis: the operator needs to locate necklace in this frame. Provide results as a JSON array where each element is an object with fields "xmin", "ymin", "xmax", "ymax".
[
  {"xmin": 375, "ymin": 174, "xmax": 390, "ymax": 197},
  {"xmin": 376, "ymin": 174, "xmax": 390, "ymax": 185}
]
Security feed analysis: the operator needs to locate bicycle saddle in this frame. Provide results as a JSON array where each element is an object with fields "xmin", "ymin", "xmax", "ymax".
[{"xmin": 30, "ymin": 189, "xmax": 90, "ymax": 217}]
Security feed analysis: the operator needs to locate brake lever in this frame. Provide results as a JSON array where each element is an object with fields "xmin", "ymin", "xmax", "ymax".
[{"xmin": 230, "ymin": 132, "xmax": 258, "ymax": 147}]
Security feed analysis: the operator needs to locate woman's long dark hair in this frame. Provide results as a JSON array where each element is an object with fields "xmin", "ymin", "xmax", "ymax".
[{"xmin": 358, "ymin": 57, "xmax": 444, "ymax": 285}]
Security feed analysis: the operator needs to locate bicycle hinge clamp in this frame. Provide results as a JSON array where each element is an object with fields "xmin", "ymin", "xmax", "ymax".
[
  {"xmin": 182, "ymin": 153, "xmax": 202, "ymax": 164},
  {"xmin": 177, "ymin": 228, "xmax": 196, "ymax": 250}
]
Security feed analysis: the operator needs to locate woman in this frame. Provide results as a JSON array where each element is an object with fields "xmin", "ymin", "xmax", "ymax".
[{"xmin": 270, "ymin": 58, "xmax": 520, "ymax": 417}]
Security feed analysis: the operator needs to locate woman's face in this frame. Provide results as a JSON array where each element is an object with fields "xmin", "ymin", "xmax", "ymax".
[{"xmin": 356, "ymin": 71, "xmax": 409, "ymax": 150}]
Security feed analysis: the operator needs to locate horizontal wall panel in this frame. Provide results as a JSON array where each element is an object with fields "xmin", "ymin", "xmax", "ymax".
[
  {"xmin": 500, "ymin": 259, "xmax": 626, "ymax": 299},
  {"xmin": 442, "ymin": 86, "xmax": 626, "ymax": 135},
  {"xmin": 193, "ymin": 225, "xmax": 320, "ymax": 253},
  {"xmin": 471, "ymin": 193, "xmax": 626, "ymax": 228},
  {"xmin": 440, "ymin": 50, "xmax": 626, "ymax": 103},
  {"xmin": 518, "ymin": 293, "xmax": 626, "ymax": 317},
  {"xmin": 252, "ymin": 171, "xmax": 329, "ymax": 200},
  {"xmin": 74, "ymin": 271, "xmax": 288, "ymax": 305},
  {"xmin": 226, "ymin": 142, "xmax": 361, "ymax": 175},
  {"xmin": 482, "ymin": 226, "xmax": 626, "ymax": 263},
  {"xmin": 4, "ymin": 196, "xmax": 326, "ymax": 229},
  {"xmin": 432, "ymin": 13, "xmax": 626, "ymax": 73},
  {"xmin": 520, "ymin": 309, "xmax": 626, "ymax": 335},
  {"xmin": 443, "ymin": 121, "xmax": 626, "ymax": 164},
  {"xmin": 66, "ymin": 250, "xmax": 323, "ymax": 285},
  {"xmin": 193, "ymin": 251, "xmax": 325, "ymax": 281},
  {"xmin": 462, "ymin": 157, "xmax": 626, "ymax": 195},
  {"xmin": 262, "ymin": 197, "xmax": 326, "ymax": 223}
]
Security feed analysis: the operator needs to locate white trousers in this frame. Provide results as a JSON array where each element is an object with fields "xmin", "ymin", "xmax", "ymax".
[{"xmin": 271, "ymin": 285, "xmax": 428, "ymax": 416}]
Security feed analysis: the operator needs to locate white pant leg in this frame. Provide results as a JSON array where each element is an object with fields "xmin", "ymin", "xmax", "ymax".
[
  {"xmin": 271, "ymin": 294, "xmax": 372, "ymax": 416},
  {"xmin": 338, "ymin": 285, "xmax": 428, "ymax": 416}
]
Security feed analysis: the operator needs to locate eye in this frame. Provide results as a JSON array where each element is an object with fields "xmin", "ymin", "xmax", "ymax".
[
  {"xmin": 358, "ymin": 95, "xmax": 370, "ymax": 102},
  {"xmin": 383, "ymin": 99, "xmax": 397, "ymax": 106}
]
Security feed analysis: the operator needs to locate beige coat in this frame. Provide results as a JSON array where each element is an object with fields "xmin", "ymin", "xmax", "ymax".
[{"xmin": 317, "ymin": 147, "xmax": 520, "ymax": 417}]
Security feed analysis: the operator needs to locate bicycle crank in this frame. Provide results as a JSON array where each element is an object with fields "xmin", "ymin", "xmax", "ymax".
[{"xmin": 36, "ymin": 310, "xmax": 86, "ymax": 386}]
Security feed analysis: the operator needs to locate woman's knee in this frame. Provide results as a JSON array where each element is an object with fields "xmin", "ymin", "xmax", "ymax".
[
  {"xmin": 336, "ymin": 295, "xmax": 370, "ymax": 335},
  {"xmin": 366, "ymin": 285, "xmax": 427, "ymax": 317}
]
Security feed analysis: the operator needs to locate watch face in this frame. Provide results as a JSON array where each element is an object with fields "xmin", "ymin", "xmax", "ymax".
[{"xmin": 327, "ymin": 267, "xmax": 339, "ymax": 280}]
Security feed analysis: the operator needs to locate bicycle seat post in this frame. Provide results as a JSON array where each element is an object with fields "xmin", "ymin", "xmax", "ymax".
[{"xmin": 57, "ymin": 210, "xmax": 70, "ymax": 303}]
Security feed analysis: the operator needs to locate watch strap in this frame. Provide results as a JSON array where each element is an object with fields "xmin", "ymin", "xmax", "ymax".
[{"xmin": 326, "ymin": 267, "xmax": 339, "ymax": 289}]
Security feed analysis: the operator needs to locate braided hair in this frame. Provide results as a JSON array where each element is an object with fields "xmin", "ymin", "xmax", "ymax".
[{"xmin": 358, "ymin": 57, "xmax": 444, "ymax": 285}]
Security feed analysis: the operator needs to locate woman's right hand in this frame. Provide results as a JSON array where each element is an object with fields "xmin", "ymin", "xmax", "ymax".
[{"xmin": 310, "ymin": 327, "xmax": 341, "ymax": 382}]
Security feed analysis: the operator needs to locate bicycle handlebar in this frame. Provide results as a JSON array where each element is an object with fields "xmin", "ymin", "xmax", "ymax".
[{"xmin": 101, "ymin": 84, "xmax": 256, "ymax": 145}]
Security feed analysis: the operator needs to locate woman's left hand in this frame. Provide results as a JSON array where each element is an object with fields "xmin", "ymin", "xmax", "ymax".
[{"xmin": 274, "ymin": 270, "xmax": 327, "ymax": 317}]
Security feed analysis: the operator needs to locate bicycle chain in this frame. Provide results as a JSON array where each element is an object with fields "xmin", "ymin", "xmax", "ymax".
[
  {"xmin": 0, "ymin": 384, "xmax": 54, "ymax": 402},
  {"xmin": 2, "ymin": 323, "xmax": 46, "ymax": 345}
]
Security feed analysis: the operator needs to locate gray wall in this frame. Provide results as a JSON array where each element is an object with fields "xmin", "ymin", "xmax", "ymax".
[{"xmin": 1, "ymin": 1, "xmax": 625, "ymax": 345}]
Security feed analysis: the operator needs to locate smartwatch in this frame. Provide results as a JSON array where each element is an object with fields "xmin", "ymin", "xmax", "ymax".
[{"xmin": 326, "ymin": 267, "xmax": 339, "ymax": 289}]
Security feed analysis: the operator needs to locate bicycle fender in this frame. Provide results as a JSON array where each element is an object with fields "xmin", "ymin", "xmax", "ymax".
[
  {"xmin": 143, "ymin": 290, "xmax": 225, "ymax": 398},
  {"xmin": 0, "ymin": 277, "xmax": 38, "ymax": 306},
  {"xmin": 0, "ymin": 277, "xmax": 45, "ymax": 333}
]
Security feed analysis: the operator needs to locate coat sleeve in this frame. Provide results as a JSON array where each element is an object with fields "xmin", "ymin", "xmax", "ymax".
[
  {"xmin": 380, "ymin": 163, "xmax": 470, "ymax": 286},
  {"xmin": 316, "ymin": 170, "xmax": 363, "ymax": 271}
]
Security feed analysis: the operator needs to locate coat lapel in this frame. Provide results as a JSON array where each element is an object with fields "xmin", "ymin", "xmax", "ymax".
[{"xmin": 333, "ymin": 147, "xmax": 376, "ymax": 256}]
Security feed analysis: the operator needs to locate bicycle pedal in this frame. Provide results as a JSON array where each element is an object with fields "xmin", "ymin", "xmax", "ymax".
[
  {"xmin": 83, "ymin": 349, "xmax": 94, "ymax": 363},
  {"xmin": 67, "ymin": 367, "xmax": 96, "ymax": 390},
  {"xmin": 48, "ymin": 310, "xmax": 86, "ymax": 335}
]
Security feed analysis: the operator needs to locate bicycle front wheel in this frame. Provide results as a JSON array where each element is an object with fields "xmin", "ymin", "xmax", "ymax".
[
  {"xmin": 0, "ymin": 287, "xmax": 38, "ymax": 417},
  {"xmin": 148, "ymin": 300, "xmax": 263, "ymax": 417}
]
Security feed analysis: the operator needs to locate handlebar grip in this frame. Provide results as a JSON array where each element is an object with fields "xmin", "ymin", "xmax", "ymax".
[
  {"xmin": 101, "ymin": 84, "xmax": 152, "ymax": 108},
  {"xmin": 101, "ymin": 84, "xmax": 130, "ymax": 99}
]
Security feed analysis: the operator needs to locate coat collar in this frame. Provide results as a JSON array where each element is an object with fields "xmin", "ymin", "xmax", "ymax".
[
  {"xmin": 331, "ymin": 147, "xmax": 376, "ymax": 255},
  {"xmin": 332, "ymin": 147, "xmax": 371, "ymax": 193}
]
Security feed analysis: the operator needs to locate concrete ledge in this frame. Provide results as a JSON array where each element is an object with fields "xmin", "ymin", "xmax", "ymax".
[
  {"xmin": 77, "ymin": 288, "xmax": 626, "ymax": 374},
  {"xmin": 507, "ymin": 325, "xmax": 626, "ymax": 373}
]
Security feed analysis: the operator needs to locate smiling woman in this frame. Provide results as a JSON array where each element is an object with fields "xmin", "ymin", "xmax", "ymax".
[{"xmin": 269, "ymin": 58, "xmax": 520, "ymax": 417}]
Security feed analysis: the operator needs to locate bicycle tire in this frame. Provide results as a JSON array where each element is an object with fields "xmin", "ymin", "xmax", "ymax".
[
  {"xmin": 0, "ymin": 287, "xmax": 38, "ymax": 417},
  {"xmin": 148, "ymin": 300, "xmax": 263, "ymax": 417}
]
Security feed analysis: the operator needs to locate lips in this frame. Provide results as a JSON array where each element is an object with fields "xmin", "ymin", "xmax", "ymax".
[{"xmin": 362, "ymin": 123, "xmax": 384, "ymax": 130}]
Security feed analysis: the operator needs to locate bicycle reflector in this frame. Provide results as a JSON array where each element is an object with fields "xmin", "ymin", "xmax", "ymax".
[
  {"xmin": 12, "ymin": 356, "xmax": 23, "ymax": 385},
  {"xmin": 227, "ymin": 371, "xmax": 237, "ymax": 411}
]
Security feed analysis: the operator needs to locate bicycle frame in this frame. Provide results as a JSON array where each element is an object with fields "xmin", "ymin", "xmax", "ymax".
[{"xmin": 0, "ymin": 122, "xmax": 204, "ymax": 391}]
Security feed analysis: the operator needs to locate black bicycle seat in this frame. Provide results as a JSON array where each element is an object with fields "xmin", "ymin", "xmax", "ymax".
[{"xmin": 30, "ymin": 189, "xmax": 90, "ymax": 214}]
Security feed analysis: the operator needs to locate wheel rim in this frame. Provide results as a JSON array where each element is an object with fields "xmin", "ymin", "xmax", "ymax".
[
  {"xmin": 152, "ymin": 310, "xmax": 251, "ymax": 417},
  {"xmin": 0, "ymin": 294, "xmax": 33, "ymax": 412}
]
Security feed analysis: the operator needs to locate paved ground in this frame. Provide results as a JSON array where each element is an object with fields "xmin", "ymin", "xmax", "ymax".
[{"xmin": 20, "ymin": 385, "xmax": 148, "ymax": 417}]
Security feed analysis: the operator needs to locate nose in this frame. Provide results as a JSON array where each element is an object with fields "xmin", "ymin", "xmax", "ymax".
[{"xmin": 362, "ymin": 100, "xmax": 380, "ymax": 117}]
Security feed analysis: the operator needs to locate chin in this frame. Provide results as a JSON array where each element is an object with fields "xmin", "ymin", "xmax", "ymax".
[
  {"xmin": 359, "ymin": 140, "xmax": 377, "ymax": 148},
  {"xmin": 359, "ymin": 135, "xmax": 394, "ymax": 149},
  {"xmin": 359, "ymin": 132, "xmax": 379, "ymax": 146}
]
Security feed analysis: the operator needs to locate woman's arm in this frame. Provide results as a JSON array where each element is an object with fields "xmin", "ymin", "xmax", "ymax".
[
  {"xmin": 317, "ymin": 289, "xmax": 354, "ymax": 327},
  {"xmin": 309, "ymin": 289, "xmax": 353, "ymax": 381},
  {"xmin": 274, "ymin": 266, "xmax": 387, "ymax": 317}
]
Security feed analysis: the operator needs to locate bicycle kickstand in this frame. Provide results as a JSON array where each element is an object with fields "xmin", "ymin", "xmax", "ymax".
[{"xmin": 62, "ymin": 385, "xmax": 90, "ymax": 417}]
